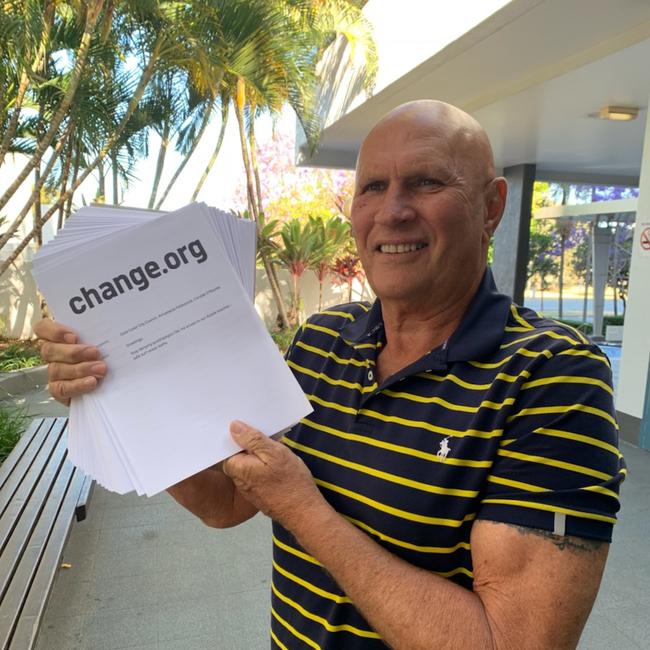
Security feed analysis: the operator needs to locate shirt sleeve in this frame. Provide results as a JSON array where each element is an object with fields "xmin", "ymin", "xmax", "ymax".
[{"xmin": 477, "ymin": 345, "xmax": 626, "ymax": 542}]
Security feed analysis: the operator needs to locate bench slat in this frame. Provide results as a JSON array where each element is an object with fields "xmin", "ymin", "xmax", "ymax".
[
  {"xmin": 8, "ymin": 468, "xmax": 86, "ymax": 650},
  {"xmin": 0, "ymin": 460, "xmax": 80, "ymax": 650},
  {"xmin": 0, "ymin": 419, "xmax": 45, "ymax": 492},
  {"xmin": 0, "ymin": 439, "xmax": 69, "ymax": 602},
  {"xmin": 0, "ymin": 423, "xmax": 67, "ymax": 562},
  {"xmin": 0, "ymin": 419, "xmax": 66, "ymax": 530}
]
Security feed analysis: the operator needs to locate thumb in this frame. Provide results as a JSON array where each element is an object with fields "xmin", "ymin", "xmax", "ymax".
[{"xmin": 230, "ymin": 420, "xmax": 270, "ymax": 455}]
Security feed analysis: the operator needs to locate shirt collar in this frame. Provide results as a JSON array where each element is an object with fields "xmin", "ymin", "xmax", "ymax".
[{"xmin": 340, "ymin": 267, "xmax": 511, "ymax": 364}]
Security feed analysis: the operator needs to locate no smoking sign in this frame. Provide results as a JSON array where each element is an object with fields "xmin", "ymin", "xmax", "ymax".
[{"xmin": 641, "ymin": 226, "xmax": 650, "ymax": 254}]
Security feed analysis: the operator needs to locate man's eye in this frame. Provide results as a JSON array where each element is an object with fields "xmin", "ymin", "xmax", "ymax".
[
  {"xmin": 414, "ymin": 177, "xmax": 442, "ymax": 188},
  {"xmin": 363, "ymin": 181, "xmax": 384, "ymax": 193}
]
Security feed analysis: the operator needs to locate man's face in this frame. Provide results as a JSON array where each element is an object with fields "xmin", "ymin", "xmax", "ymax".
[{"xmin": 350, "ymin": 116, "xmax": 498, "ymax": 309}]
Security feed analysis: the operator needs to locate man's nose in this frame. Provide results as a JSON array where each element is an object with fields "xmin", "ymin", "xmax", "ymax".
[{"xmin": 376, "ymin": 186, "xmax": 416, "ymax": 225}]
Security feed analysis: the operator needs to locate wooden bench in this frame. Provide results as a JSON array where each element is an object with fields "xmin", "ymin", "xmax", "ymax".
[{"xmin": 0, "ymin": 416, "xmax": 93, "ymax": 649}]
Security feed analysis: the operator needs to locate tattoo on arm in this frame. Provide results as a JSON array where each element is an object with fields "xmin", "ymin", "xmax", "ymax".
[{"xmin": 502, "ymin": 523, "xmax": 606, "ymax": 553}]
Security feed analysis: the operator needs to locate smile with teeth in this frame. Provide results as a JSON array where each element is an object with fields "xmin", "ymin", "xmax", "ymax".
[{"xmin": 378, "ymin": 242, "xmax": 427, "ymax": 254}]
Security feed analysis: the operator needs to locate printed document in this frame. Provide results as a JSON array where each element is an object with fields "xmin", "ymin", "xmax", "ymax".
[{"xmin": 32, "ymin": 203, "xmax": 312, "ymax": 495}]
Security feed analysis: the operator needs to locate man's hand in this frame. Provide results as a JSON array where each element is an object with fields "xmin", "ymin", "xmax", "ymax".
[
  {"xmin": 222, "ymin": 421, "xmax": 327, "ymax": 530},
  {"xmin": 34, "ymin": 318, "xmax": 107, "ymax": 405}
]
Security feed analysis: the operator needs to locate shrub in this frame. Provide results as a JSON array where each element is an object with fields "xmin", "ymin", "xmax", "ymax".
[
  {"xmin": 270, "ymin": 326, "xmax": 299, "ymax": 354},
  {"xmin": 556, "ymin": 319, "xmax": 593, "ymax": 334},
  {"xmin": 0, "ymin": 343, "xmax": 43, "ymax": 372},
  {"xmin": 0, "ymin": 405, "xmax": 27, "ymax": 464},
  {"xmin": 603, "ymin": 316, "xmax": 624, "ymax": 327}
]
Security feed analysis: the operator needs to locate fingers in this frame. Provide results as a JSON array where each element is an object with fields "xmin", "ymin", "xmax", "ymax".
[
  {"xmin": 230, "ymin": 421, "xmax": 273, "ymax": 457},
  {"xmin": 40, "ymin": 341, "xmax": 101, "ymax": 364},
  {"xmin": 48, "ymin": 376, "xmax": 99, "ymax": 405},
  {"xmin": 34, "ymin": 318, "xmax": 106, "ymax": 406},
  {"xmin": 34, "ymin": 318, "xmax": 78, "ymax": 344}
]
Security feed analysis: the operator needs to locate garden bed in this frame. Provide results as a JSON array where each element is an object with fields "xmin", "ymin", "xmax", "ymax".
[{"xmin": 0, "ymin": 338, "xmax": 43, "ymax": 372}]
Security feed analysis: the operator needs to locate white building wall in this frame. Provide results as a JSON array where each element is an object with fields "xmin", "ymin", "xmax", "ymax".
[{"xmin": 617, "ymin": 100, "xmax": 650, "ymax": 419}]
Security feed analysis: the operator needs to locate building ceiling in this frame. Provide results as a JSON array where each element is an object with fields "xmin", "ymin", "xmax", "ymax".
[{"xmin": 300, "ymin": 0, "xmax": 650, "ymax": 185}]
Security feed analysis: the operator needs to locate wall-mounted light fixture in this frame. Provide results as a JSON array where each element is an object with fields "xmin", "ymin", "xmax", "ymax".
[{"xmin": 598, "ymin": 105, "xmax": 639, "ymax": 121}]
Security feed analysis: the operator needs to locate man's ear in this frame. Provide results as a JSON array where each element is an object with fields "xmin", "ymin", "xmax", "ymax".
[{"xmin": 484, "ymin": 177, "xmax": 507, "ymax": 238}]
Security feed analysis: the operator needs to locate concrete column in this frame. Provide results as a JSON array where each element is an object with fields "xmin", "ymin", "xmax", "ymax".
[
  {"xmin": 591, "ymin": 221, "xmax": 612, "ymax": 340},
  {"xmin": 492, "ymin": 164, "xmax": 536, "ymax": 304},
  {"xmin": 617, "ymin": 98, "xmax": 650, "ymax": 448}
]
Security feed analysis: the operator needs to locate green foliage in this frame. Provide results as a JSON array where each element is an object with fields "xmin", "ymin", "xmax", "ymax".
[
  {"xmin": 0, "ymin": 0, "xmax": 376, "ymax": 268},
  {"xmin": 604, "ymin": 315, "xmax": 624, "ymax": 327},
  {"xmin": 0, "ymin": 404, "xmax": 27, "ymax": 464},
  {"xmin": 269, "ymin": 325, "xmax": 299, "ymax": 353},
  {"xmin": 527, "ymin": 219, "xmax": 558, "ymax": 289},
  {"xmin": 555, "ymin": 319, "xmax": 593, "ymax": 334},
  {"xmin": 0, "ymin": 343, "xmax": 43, "ymax": 372},
  {"xmin": 554, "ymin": 315, "xmax": 624, "ymax": 336}
]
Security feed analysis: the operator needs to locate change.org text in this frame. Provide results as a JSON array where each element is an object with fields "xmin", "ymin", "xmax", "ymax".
[{"xmin": 68, "ymin": 239, "xmax": 208, "ymax": 314}]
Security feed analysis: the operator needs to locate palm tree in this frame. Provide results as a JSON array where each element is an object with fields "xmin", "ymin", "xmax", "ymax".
[
  {"xmin": 0, "ymin": 0, "xmax": 105, "ymax": 214},
  {"xmin": 308, "ymin": 215, "xmax": 351, "ymax": 311},
  {"xmin": 154, "ymin": 92, "xmax": 217, "ymax": 209},
  {"xmin": 0, "ymin": 0, "xmax": 227, "ymax": 275},
  {"xmin": 276, "ymin": 218, "xmax": 320, "ymax": 325},
  {"xmin": 190, "ymin": 97, "xmax": 229, "ymax": 202}
]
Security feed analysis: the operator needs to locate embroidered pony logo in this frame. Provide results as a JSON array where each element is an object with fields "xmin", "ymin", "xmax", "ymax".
[{"xmin": 437, "ymin": 437, "xmax": 451, "ymax": 461}]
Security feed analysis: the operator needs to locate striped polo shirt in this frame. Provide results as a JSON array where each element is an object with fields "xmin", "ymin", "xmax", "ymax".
[{"xmin": 270, "ymin": 269, "xmax": 625, "ymax": 649}]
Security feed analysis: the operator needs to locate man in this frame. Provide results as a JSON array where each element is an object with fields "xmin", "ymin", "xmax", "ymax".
[{"xmin": 36, "ymin": 100, "xmax": 625, "ymax": 649}]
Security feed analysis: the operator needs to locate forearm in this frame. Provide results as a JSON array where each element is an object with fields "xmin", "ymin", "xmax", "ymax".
[
  {"xmin": 288, "ymin": 502, "xmax": 495, "ymax": 650},
  {"xmin": 167, "ymin": 465, "xmax": 258, "ymax": 528}
]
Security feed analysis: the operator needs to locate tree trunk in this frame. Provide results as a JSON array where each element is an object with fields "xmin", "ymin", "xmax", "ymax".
[
  {"xmin": 245, "ymin": 111, "xmax": 292, "ymax": 329},
  {"xmin": 292, "ymin": 272, "xmax": 300, "ymax": 319},
  {"xmin": 233, "ymin": 86, "xmax": 290, "ymax": 329},
  {"xmin": 190, "ymin": 102, "xmax": 228, "ymax": 202},
  {"xmin": 262, "ymin": 255, "xmax": 290, "ymax": 330},
  {"xmin": 0, "ymin": 124, "xmax": 69, "ymax": 253},
  {"xmin": 0, "ymin": 1, "xmax": 55, "ymax": 169},
  {"xmin": 111, "ymin": 148, "xmax": 119, "ymax": 204},
  {"xmin": 97, "ymin": 158, "xmax": 106, "ymax": 202},
  {"xmin": 156, "ymin": 98, "xmax": 214, "ymax": 209},
  {"xmin": 249, "ymin": 116, "xmax": 264, "ymax": 216},
  {"xmin": 0, "ymin": 42, "xmax": 160, "ymax": 275},
  {"xmin": 558, "ymin": 228, "xmax": 566, "ymax": 319},
  {"xmin": 33, "ymin": 167, "xmax": 43, "ymax": 247},
  {"xmin": 65, "ymin": 138, "xmax": 82, "ymax": 221},
  {"xmin": 57, "ymin": 129, "xmax": 75, "ymax": 229},
  {"xmin": 148, "ymin": 122, "xmax": 170, "ymax": 208},
  {"xmin": 0, "ymin": 0, "xmax": 104, "ymax": 214},
  {"xmin": 234, "ymin": 90, "xmax": 258, "ymax": 221}
]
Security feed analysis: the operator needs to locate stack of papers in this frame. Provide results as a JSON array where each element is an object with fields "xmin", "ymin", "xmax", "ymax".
[{"xmin": 32, "ymin": 203, "xmax": 312, "ymax": 496}]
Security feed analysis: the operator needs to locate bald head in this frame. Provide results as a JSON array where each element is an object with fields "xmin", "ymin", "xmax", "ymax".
[
  {"xmin": 349, "ymin": 99, "xmax": 507, "ymax": 311},
  {"xmin": 357, "ymin": 100, "xmax": 496, "ymax": 184}
]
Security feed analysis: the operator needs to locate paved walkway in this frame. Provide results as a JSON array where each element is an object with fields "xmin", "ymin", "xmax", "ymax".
[{"xmin": 3, "ymin": 387, "xmax": 650, "ymax": 649}]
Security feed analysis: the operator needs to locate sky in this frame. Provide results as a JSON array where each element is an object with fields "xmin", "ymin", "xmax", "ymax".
[{"xmin": 121, "ymin": 107, "xmax": 298, "ymax": 213}]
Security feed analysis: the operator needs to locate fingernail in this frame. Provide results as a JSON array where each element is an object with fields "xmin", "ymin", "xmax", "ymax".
[
  {"xmin": 83, "ymin": 377, "xmax": 96, "ymax": 387},
  {"xmin": 90, "ymin": 362, "xmax": 106, "ymax": 375},
  {"xmin": 230, "ymin": 420, "xmax": 245, "ymax": 434},
  {"xmin": 63, "ymin": 333, "xmax": 77, "ymax": 344},
  {"xmin": 84, "ymin": 346, "xmax": 100, "ymax": 360}
]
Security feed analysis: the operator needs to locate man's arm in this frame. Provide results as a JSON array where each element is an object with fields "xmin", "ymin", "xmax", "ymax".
[
  {"xmin": 167, "ymin": 465, "xmax": 258, "ymax": 528},
  {"xmin": 225, "ymin": 421, "xmax": 607, "ymax": 650},
  {"xmin": 293, "ymin": 509, "xmax": 606, "ymax": 650},
  {"xmin": 35, "ymin": 318, "xmax": 258, "ymax": 528}
]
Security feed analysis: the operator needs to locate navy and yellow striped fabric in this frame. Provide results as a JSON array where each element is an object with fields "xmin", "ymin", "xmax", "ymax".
[{"xmin": 270, "ymin": 269, "xmax": 625, "ymax": 649}]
